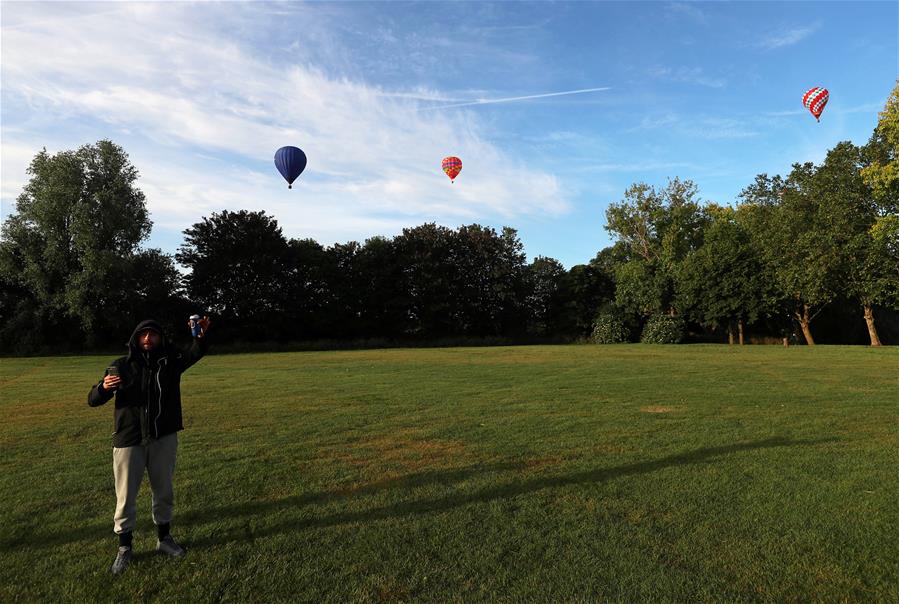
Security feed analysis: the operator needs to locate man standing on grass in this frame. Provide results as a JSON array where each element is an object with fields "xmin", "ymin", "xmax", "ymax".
[{"xmin": 88, "ymin": 317, "xmax": 211, "ymax": 575}]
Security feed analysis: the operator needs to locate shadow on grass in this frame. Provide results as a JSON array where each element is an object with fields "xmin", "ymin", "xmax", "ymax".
[
  {"xmin": 5, "ymin": 437, "xmax": 835, "ymax": 551},
  {"xmin": 184, "ymin": 436, "xmax": 835, "ymax": 548},
  {"xmin": 1, "ymin": 462, "xmax": 524, "ymax": 550}
]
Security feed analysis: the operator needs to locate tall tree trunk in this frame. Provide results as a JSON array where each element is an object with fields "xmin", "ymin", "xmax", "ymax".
[
  {"xmin": 797, "ymin": 304, "xmax": 815, "ymax": 345},
  {"xmin": 727, "ymin": 323, "xmax": 734, "ymax": 345},
  {"xmin": 864, "ymin": 305, "xmax": 882, "ymax": 347},
  {"xmin": 738, "ymin": 319, "xmax": 745, "ymax": 345}
]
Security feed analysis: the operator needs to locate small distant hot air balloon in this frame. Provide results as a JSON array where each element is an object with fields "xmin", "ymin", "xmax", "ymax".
[
  {"xmin": 442, "ymin": 156, "xmax": 462, "ymax": 183},
  {"xmin": 802, "ymin": 87, "xmax": 829, "ymax": 122},
  {"xmin": 274, "ymin": 146, "xmax": 307, "ymax": 188}
]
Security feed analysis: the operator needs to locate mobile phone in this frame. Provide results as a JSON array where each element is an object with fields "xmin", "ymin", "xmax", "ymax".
[{"xmin": 107, "ymin": 366, "xmax": 120, "ymax": 377}]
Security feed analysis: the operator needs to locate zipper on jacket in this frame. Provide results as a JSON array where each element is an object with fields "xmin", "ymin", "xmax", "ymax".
[
  {"xmin": 154, "ymin": 358, "xmax": 166, "ymax": 438},
  {"xmin": 143, "ymin": 356, "xmax": 152, "ymax": 444}
]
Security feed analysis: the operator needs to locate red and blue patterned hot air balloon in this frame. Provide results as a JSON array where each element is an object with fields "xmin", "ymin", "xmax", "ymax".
[
  {"xmin": 274, "ymin": 146, "xmax": 307, "ymax": 189},
  {"xmin": 802, "ymin": 87, "xmax": 829, "ymax": 122},
  {"xmin": 442, "ymin": 156, "xmax": 462, "ymax": 183}
]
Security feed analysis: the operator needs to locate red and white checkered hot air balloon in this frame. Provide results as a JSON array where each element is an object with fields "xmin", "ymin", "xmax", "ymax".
[
  {"xmin": 802, "ymin": 87, "xmax": 829, "ymax": 122},
  {"xmin": 442, "ymin": 156, "xmax": 462, "ymax": 183}
]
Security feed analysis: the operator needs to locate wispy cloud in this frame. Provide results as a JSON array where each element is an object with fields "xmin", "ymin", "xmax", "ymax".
[
  {"xmin": 571, "ymin": 160, "xmax": 697, "ymax": 174},
  {"xmin": 842, "ymin": 101, "xmax": 887, "ymax": 114},
  {"xmin": 420, "ymin": 87, "xmax": 612, "ymax": 111},
  {"xmin": 681, "ymin": 118, "xmax": 760, "ymax": 139},
  {"xmin": 763, "ymin": 109, "xmax": 808, "ymax": 118},
  {"xmin": 666, "ymin": 2, "xmax": 709, "ymax": 25},
  {"xmin": 757, "ymin": 22, "xmax": 821, "ymax": 50},
  {"xmin": 1, "ymin": 3, "xmax": 570, "ymax": 245},
  {"xmin": 763, "ymin": 100, "xmax": 883, "ymax": 118},
  {"xmin": 632, "ymin": 114, "xmax": 760, "ymax": 139},
  {"xmin": 0, "ymin": 141, "xmax": 37, "ymax": 204},
  {"xmin": 648, "ymin": 66, "xmax": 726, "ymax": 88},
  {"xmin": 633, "ymin": 113, "xmax": 680, "ymax": 131}
]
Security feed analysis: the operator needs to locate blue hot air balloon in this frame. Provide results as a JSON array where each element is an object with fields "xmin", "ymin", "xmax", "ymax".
[{"xmin": 274, "ymin": 146, "xmax": 307, "ymax": 189}]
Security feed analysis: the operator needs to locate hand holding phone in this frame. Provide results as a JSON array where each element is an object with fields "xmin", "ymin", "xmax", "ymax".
[{"xmin": 103, "ymin": 366, "xmax": 122, "ymax": 391}]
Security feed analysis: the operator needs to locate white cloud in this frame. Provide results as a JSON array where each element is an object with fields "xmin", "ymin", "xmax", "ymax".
[
  {"xmin": 574, "ymin": 161, "xmax": 698, "ymax": 174},
  {"xmin": 681, "ymin": 118, "xmax": 760, "ymax": 139},
  {"xmin": 666, "ymin": 2, "xmax": 709, "ymax": 25},
  {"xmin": 757, "ymin": 22, "xmax": 821, "ymax": 50},
  {"xmin": 0, "ymin": 141, "xmax": 37, "ymax": 207},
  {"xmin": 632, "ymin": 113, "xmax": 760, "ymax": 139},
  {"xmin": 635, "ymin": 113, "xmax": 680, "ymax": 130},
  {"xmin": 764, "ymin": 101, "xmax": 883, "ymax": 119},
  {"xmin": 763, "ymin": 109, "xmax": 808, "ymax": 118},
  {"xmin": 1, "ymin": 2, "xmax": 569, "ymax": 247},
  {"xmin": 648, "ymin": 66, "xmax": 726, "ymax": 88}
]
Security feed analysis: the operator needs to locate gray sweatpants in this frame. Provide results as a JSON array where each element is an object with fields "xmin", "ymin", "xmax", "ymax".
[{"xmin": 112, "ymin": 432, "xmax": 178, "ymax": 534}]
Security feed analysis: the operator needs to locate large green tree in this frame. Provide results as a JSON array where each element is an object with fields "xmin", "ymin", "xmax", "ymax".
[
  {"xmin": 393, "ymin": 223, "xmax": 458, "ymax": 337},
  {"xmin": 817, "ymin": 141, "xmax": 893, "ymax": 346},
  {"xmin": 569, "ymin": 244, "xmax": 621, "ymax": 336},
  {"xmin": 740, "ymin": 165, "xmax": 840, "ymax": 345},
  {"xmin": 740, "ymin": 143, "xmax": 885, "ymax": 346},
  {"xmin": 392, "ymin": 223, "xmax": 529, "ymax": 338},
  {"xmin": 851, "ymin": 215, "xmax": 899, "ymax": 345},
  {"xmin": 452, "ymin": 225, "xmax": 528, "ymax": 336},
  {"xmin": 860, "ymin": 80, "xmax": 899, "ymax": 203},
  {"xmin": 851, "ymin": 82, "xmax": 899, "ymax": 344},
  {"xmin": 605, "ymin": 178, "xmax": 707, "ymax": 317},
  {"xmin": 177, "ymin": 210, "xmax": 291, "ymax": 340},
  {"xmin": 282, "ymin": 238, "xmax": 332, "ymax": 340},
  {"xmin": 676, "ymin": 206, "xmax": 771, "ymax": 344},
  {"xmin": 0, "ymin": 140, "xmax": 152, "ymax": 349},
  {"xmin": 525, "ymin": 256, "xmax": 569, "ymax": 336},
  {"xmin": 315, "ymin": 238, "xmax": 409, "ymax": 339},
  {"xmin": 352, "ymin": 236, "xmax": 410, "ymax": 339}
]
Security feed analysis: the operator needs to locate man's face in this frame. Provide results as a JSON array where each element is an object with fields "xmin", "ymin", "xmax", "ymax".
[{"xmin": 138, "ymin": 329, "xmax": 162, "ymax": 351}]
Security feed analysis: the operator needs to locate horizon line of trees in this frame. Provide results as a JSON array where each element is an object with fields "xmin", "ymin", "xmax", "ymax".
[{"xmin": 2, "ymin": 83, "xmax": 897, "ymax": 354}]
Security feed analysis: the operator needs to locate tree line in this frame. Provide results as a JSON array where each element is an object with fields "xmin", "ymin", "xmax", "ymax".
[{"xmin": 2, "ymin": 83, "xmax": 897, "ymax": 354}]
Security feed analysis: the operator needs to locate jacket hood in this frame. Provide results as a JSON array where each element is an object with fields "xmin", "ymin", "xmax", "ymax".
[{"xmin": 127, "ymin": 319, "xmax": 168, "ymax": 362}]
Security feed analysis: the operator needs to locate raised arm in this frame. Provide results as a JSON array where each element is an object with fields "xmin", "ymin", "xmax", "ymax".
[{"xmin": 178, "ymin": 316, "xmax": 211, "ymax": 372}]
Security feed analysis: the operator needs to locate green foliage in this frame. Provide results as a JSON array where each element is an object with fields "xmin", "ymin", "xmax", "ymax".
[
  {"xmin": 394, "ymin": 223, "xmax": 529, "ymax": 337},
  {"xmin": 640, "ymin": 314, "xmax": 685, "ymax": 344},
  {"xmin": 614, "ymin": 259, "xmax": 668, "ymax": 316},
  {"xmin": 605, "ymin": 178, "xmax": 708, "ymax": 317},
  {"xmin": 177, "ymin": 209, "xmax": 291, "ymax": 339},
  {"xmin": 562, "ymin": 249, "xmax": 618, "ymax": 336},
  {"xmin": 452, "ymin": 225, "xmax": 529, "ymax": 336},
  {"xmin": 590, "ymin": 309, "xmax": 629, "ymax": 343},
  {"xmin": 0, "ymin": 140, "xmax": 155, "ymax": 350},
  {"xmin": 349, "ymin": 236, "xmax": 410, "ymax": 338},
  {"xmin": 526, "ymin": 256, "xmax": 570, "ymax": 336},
  {"xmin": 676, "ymin": 207, "xmax": 773, "ymax": 330},
  {"xmin": 738, "ymin": 143, "xmax": 877, "ymax": 343},
  {"xmin": 860, "ymin": 80, "xmax": 899, "ymax": 204},
  {"xmin": 862, "ymin": 216, "xmax": 899, "ymax": 310}
]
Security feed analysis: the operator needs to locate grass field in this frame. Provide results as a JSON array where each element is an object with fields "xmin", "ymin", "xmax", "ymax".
[{"xmin": 1, "ymin": 344, "xmax": 896, "ymax": 603}]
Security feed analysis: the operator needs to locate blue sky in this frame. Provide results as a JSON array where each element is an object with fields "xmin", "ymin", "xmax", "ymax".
[{"xmin": 2, "ymin": 1, "xmax": 896, "ymax": 268}]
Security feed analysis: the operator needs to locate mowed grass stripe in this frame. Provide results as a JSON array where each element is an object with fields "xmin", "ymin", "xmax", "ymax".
[{"xmin": 0, "ymin": 345, "xmax": 896, "ymax": 603}]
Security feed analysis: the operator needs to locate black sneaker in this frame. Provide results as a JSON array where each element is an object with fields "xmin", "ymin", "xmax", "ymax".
[
  {"xmin": 156, "ymin": 534, "xmax": 186, "ymax": 558},
  {"xmin": 111, "ymin": 546, "xmax": 132, "ymax": 575}
]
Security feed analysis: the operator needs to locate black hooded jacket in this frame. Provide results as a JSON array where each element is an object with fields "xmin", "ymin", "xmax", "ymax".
[{"xmin": 88, "ymin": 319, "xmax": 208, "ymax": 447}]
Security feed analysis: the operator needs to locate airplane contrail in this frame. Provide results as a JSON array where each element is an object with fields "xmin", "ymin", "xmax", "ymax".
[{"xmin": 420, "ymin": 87, "xmax": 612, "ymax": 110}]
